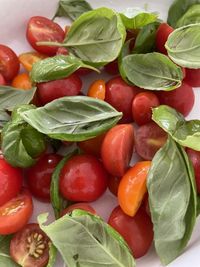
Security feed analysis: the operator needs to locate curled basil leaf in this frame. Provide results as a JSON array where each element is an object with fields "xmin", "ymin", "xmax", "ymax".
[{"xmin": 176, "ymin": 4, "xmax": 200, "ymax": 28}]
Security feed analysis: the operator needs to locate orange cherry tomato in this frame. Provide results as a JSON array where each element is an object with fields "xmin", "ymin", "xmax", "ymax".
[
  {"xmin": 11, "ymin": 73, "xmax": 32, "ymax": 90},
  {"xmin": 118, "ymin": 161, "xmax": 151, "ymax": 217},
  {"xmin": 18, "ymin": 52, "xmax": 46, "ymax": 72},
  {"xmin": 87, "ymin": 80, "xmax": 106, "ymax": 100}
]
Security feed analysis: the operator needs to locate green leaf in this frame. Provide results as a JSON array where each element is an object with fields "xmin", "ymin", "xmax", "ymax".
[
  {"xmin": 46, "ymin": 244, "xmax": 57, "ymax": 267},
  {"xmin": 20, "ymin": 96, "xmax": 122, "ymax": 142},
  {"xmin": 165, "ymin": 23, "xmax": 200, "ymax": 69},
  {"xmin": 147, "ymin": 137, "xmax": 197, "ymax": 265},
  {"xmin": 0, "ymin": 110, "xmax": 10, "ymax": 132},
  {"xmin": 152, "ymin": 105, "xmax": 200, "ymax": 151},
  {"xmin": 54, "ymin": 0, "xmax": 92, "ymax": 21},
  {"xmin": 176, "ymin": 4, "xmax": 200, "ymax": 28},
  {"xmin": 31, "ymin": 55, "xmax": 99, "ymax": 83},
  {"xmin": 0, "ymin": 235, "xmax": 20, "ymax": 267},
  {"xmin": 167, "ymin": 0, "xmax": 200, "ymax": 28},
  {"xmin": 38, "ymin": 211, "xmax": 135, "ymax": 267},
  {"xmin": 120, "ymin": 8, "xmax": 158, "ymax": 29},
  {"xmin": 121, "ymin": 52, "xmax": 183, "ymax": 90},
  {"xmin": 0, "ymin": 86, "xmax": 36, "ymax": 111}
]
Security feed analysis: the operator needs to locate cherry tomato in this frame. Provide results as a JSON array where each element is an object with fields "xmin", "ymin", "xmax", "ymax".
[
  {"xmin": 104, "ymin": 60, "xmax": 119, "ymax": 75},
  {"xmin": 26, "ymin": 154, "xmax": 62, "ymax": 202},
  {"xmin": 37, "ymin": 74, "xmax": 82, "ymax": 105},
  {"xmin": 184, "ymin": 69, "xmax": 200, "ymax": 87},
  {"xmin": 108, "ymin": 176, "xmax": 121, "ymax": 196},
  {"xmin": 56, "ymin": 47, "xmax": 69, "ymax": 56},
  {"xmin": 0, "ymin": 189, "xmax": 33, "ymax": 235},
  {"xmin": 135, "ymin": 122, "xmax": 167, "ymax": 160},
  {"xmin": 132, "ymin": 92, "xmax": 160, "ymax": 125},
  {"xmin": 108, "ymin": 206, "xmax": 153, "ymax": 258},
  {"xmin": 186, "ymin": 148, "xmax": 200, "ymax": 194},
  {"xmin": 0, "ymin": 44, "xmax": 20, "ymax": 81},
  {"xmin": 105, "ymin": 77, "xmax": 140, "ymax": 123},
  {"xmin": 0, "ymin": 158, "xmax": 23, "ymax": 206},
  {"xmin": 141, "ymin": 193, "xmax": 151, "ymax": 217},
  {"xmin": 26, "ymin": 16, "xmax": 65, "ymax": 56},
  {"xmin": 60, "ymin": 154, "xmax": 108, "ymax": 202},
  {"xmin": 101, "ymin": 124, "xmax": 134, "ymax": 177},
  {"xmin": 10, "ymin": 223, "xmax": 50, "ymax": 267},
  {"xmin": 156, "ymin": 23, "xmax": 174, "ymax": 54},
  {"xmin": 0, "ymin": 73, "xmax": 6, "ymax": 85},
  {"xmin": 87, "ymin": 79, "xmax": 106, "ymax": 100},
  {"xmin": 75, "ymin": 68, "xmax": 92, "ymax": 76},
  {"xmin": 157, "ymin": 81, "xmax": 194, "ymax": 116},
  {"xmin": 11, "ymin": 73, "xmax": 32, "ymax": 90},
  {"xmin": 19, "ymin": 52, "xmax": 46, "ymax": 72},
  {"xmin": 62, "ymin": 203, "xmax": 96, "ymax": 216}
]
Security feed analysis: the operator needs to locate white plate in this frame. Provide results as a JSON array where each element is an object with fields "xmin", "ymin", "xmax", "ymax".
[{"xmin": 1, "ymin": 0, "xmax": 200, "ymax": 267}]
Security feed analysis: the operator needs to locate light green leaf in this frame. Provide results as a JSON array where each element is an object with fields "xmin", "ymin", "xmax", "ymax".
[
  {"xmin": 0, "ymin": 235, "xmax": 20, "ymax": 267},
  {"xmin": 176, "ymin": 4, "xmax": 200, "ymax": 28}
]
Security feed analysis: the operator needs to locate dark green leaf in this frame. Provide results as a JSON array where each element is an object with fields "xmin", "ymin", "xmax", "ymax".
[
  {"xmin": 0, "ymin": 235, "xmax": 20, "ymax": 267},
  {"xmin": 54, "ymin": 0, "xmax": 92, "ymax": 21},
  {"xmin": 121, "ymin": 52, "xmax": 183, "ymax": 90},
  {"xmin": 20, "ymin": 96, "xmax": 122, "ymax": 141},
  {"xmin": 152, "ymin": 105, "xmax": 200, "ymax": 151},
  {"xmin": 176, "ymin": 4, "xmax": 200, "ymax": 27},
  {"xmin": 147, "ymin": 137, "xmax": 197, "ymax": 265},
  {"xmin": 38, "ymin": 211, "xmax": 135, "ymax": 267},
  {"xmin": 0, "ymin": 110, "xmax": 10, "ymax": 132}
]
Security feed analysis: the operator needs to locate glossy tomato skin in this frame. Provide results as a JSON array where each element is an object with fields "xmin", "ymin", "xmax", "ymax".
[
  {"xmin": 0, "ymin": 73, "xmax": 6, "ymax": 85},
  {"xmin": 184, "ymin": 69, "xmax": 200, "ymax": 87},
  {"xmin": 10, "ymin": 223, "xmax": 50, "ymax": 267},
  {"xmin": 26, "ymin": 16, "xmax": 65, "ymax": 56},
  {"xmin": 62, "ymin": 203, "xmax": 96, "ymax": 216},
  {"xmin": 156, "ymin": 23, "xmax": 174, "ymax": 54},
  {"xmin": 0, "ymin": 44, "xmax": 20, "ymax": 81},
  {"xmin": 157, "ymin": 81, "xmax": 194, "ymax": 117},
  {"xmin": 105, "ymin": 76, "xmax": 141, "ymax": 123},
  {"xmin": 108, "ymin": 206, "xmax": 153, "ymax": 258},
  {"xmin": 0, "ymin": 189, "xmax": 33, "ymax": 235},
  {"xmin": 37, "ymin": 74, "xmax": 82, "ymax": 105},
  {"xmin": 0, "ymin": 158, "xmax": 23, "ymax": 206},
  {"xmin": 26, "ymin": 154, "xmax": 62, "ymax": 202},
  {"xmin": 60, "ymin": 154, "xmax": 108, "ymax": 202},
  {"xmin": 186, "ymin": 148, "xmax": 200, "ymax": 194}
]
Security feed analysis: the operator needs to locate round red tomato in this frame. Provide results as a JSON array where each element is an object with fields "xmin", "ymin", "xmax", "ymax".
[
  {"xmin": 26, "ymin": 153, "xmax": 62, "ymax": 202},
  {"xmin": 108, "ymin": 206, "xmax": 153, "ymax": 258},
  {"xmin": 62, "ymin": 203, "xmax": 96, "ymax": 216},
  {"xmin": 26, "ymin": 16, "xmax": 65, "ymax": 56},
  {"xmin": 0, "ymin": 189, "xmax": 33, "ymax": 235},
  {"xmin": 108, "ymin": 176, "xmax": 121, "ymax": 196},
  {"xmin": 0, "ymin": 158, "xmax": 23, "ymax": 206},
  {"xmin": 104, "ymin": 60, "xmax": 119, "ymax": 75},
  {"xmin": 156, "ymin": 23, "xmax": 174, "ymax": 55},
  {"xmin": 0, "ymin": 73, "xmax": 6, "ymax": 85},
  {"xmin": 0, "ymin": 44, "xmax": 20, "ymax": 81},
  {"xmin": 59, "ymin": 154, "xmax": 108, "ymax": 202},
  {"xmin": 184, "ymin": 69, "xmax": 200, "ymax": 87},
  {"xmin": 37, "ymin": 74, "xmax": 82, "ymax": 105}
]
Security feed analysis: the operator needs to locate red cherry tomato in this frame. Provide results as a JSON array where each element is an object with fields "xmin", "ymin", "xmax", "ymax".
[
  {"xmin": 26, "ymin": 154, "xmax": 62, "ymax": 202},
  {"xmin": 10, "ymin": 223, "xmax": 50, "ymax": 267},
  {"xmin": 62, "ymin": 203, "xmax": 96, "ymax": 216},
  {"xmin": 184, "ymin": 69, "xmax": 200, "ymax": 87},
  {"xmin": 141, "ymin": 193, "xmax": 151, "ymax": 217},
  {"xmin": 37, "ymin": 74, "xmax": 82, "ymax": 105},
  {"xmin": 108, "ymin": 206, "xmax": 153, "ymax": 258},
  {"xmin": 0, "ymin": 189, "xmax": 33, "ymax": 235},
  {"xmin": 105, "ymin": 77, "xmax": 141, "ymax": 123},
  {"xmin": 132, "ymin": 92, "xmax": 160, "ymax": 125},
  {"xmin": 75, "ymin": 68, "xmax": 92, "ymax": 76},
  {"xmin": 108, "ymin": 176, "xmax": 121, "ymax": 196},
  {"xmin": 0, "ymin": 73, "xmax": 6, "ymax": 85},
  {"xmin": 60, "ymin": 154, "xmax": 108, "ymax": 202},
  {"xmin": 156, "ymin": 23, "xmax": 174, "ymax": 55},
  {"xmin": 26, "ymin": 16, "xmax": 65, "ymax": 56},
  {"xmin": 104, "ymin": 60, "xmax": 119, "ymax": 75},
  {"xmin": 0, "ymin": 44, "xmax": 20, "ymax": 81},
  {"xmin": 101, "ymin": 124, "xmax": 134, "ymax": 177},
  {"xmin": 0, "ymin": 158, "xmax": 23, "ymax": 206},
  {"xmin": 56, "ymin": 47, "xmax": 69, "ymax": 56},
  {"xmin": 157, "ymin": 81, "xmax": 194, "ymax": 116}
]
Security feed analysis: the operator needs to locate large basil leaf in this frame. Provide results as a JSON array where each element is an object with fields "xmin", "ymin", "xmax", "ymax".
[
  {"xmin": 152, "ymin": 105, "xmax": 200, "ymax": 151},
  {"xmin": 54, "ymin": 0, "xmax": 92, "ymax": 21},
  {"xmin": 120, "ymin": 8, "xmax": 157, "ymax": 29},
  {"xmin": 0, "ymin": 110, "xmax": 10, "ymax": 132},
  {"xmin": 167, "ymin": 0, "xmax": 200, "ymax": 28},
  {"xmin": 121, "ymin": 53, "xmax": 183, "ymax": 90},
  {"xmin": 147, "ymin": 137, "xmax": 197, "ymax": 265},
  {"xmin": 176, "ymin": 4, "xmax": 200, "ymax": 28},
  {"xmin": 0, "ymin": 235, "xmax": 20, "ymax": 267},
  {"xmin": 20, "ymin": 96, "xmax": 122, "ymax": 141},
  {"xmin": 165, "ymin": 23, "xmax": 200, "ymax": 68},
  {"xmin": 0, "ymin": 86, "xmax": 36, "ymax": 111},
  {"xmin": 38, "ymin": 210, "xmax": 135, "ymax": 267},
  {"xmin": 31, "ymin": 55, "xmax": 99, "ymax": 83}
]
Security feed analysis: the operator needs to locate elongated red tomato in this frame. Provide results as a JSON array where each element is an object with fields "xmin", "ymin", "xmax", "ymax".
[
  {"xmin": 156, "ymin": 23, "xmax": 173, "ymax": 54},
  {"xmin": 184, "ymin": 69, "xmax": 200, "ymax": 87},
  {"xmin": 101, "ymin": 124, "xmax": 134, "ymax": 177}
]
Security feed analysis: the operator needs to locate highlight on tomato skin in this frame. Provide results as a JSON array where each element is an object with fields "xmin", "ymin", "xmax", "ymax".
[{"xmin": 87, "ymin": 79, "xmax": 106, "ymax": 100}]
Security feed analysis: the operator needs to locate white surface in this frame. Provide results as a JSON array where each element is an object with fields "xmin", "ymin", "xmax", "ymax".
[{"xmin": 1, "ymin": 0, "xmax": 200, "ymax": 266}]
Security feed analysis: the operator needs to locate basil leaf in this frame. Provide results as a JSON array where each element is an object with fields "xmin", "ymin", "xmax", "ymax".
[
  {"xmin": 20, "ymin": 96, "xmax": 122, "ymax": 141},
  {"xmin": 38, "ymin": 211, "xmax": 135, "ymax": 267},
  {"xmin": 0, "ymin": 86, "xmax": 36, "ymax": 111},
  {"xmin": 147, "ymin": 137, "xmax": 197, "ymax": 265},
  {"xmin": 31, "ymin": 55, "xmax": 99, "ymax": 83},
  {"xmin": 165, "ymin": 23, "xmax": 200, "ymax": 69},
  {"xmin": 152, "ymin": 105, "xmax": 200, "ymax": 151},
  {"xmin": 121, "ymin": 52, "xmax": 183, "ymax": 90},
  {"xmin": 46, "ymin": 244, "xmax": 57, "ymax": 267},
  {"xmin": 176, "ymin": 4, "xmax": 200, "ymax": 28},
  {"xmin": 54, "ymin": 0, "xmax": 92, "ymax": 21},
  {"xmin": 167, "ymin": 0, "xmax": 200, "ymax": 28},
  {"xmin": 0, "ymin": 235, "xmax": 19, "ymax": 267},
  {"xmin": 0, "ymin": 110, "xmax": 10, "ymax": 132}
]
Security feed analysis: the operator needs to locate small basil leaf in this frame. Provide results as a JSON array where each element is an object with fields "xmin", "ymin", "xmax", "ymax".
[
  {"xmin": 38, "ymin": 211, "xmax": 135, "ymax": 267},
  {"xmin": 54, "ymin": 0, "xmax": 92, "ymax": 21},
  {"xmin": 152, "ymin": 105, "xmax": 200, "ymax": 151},
  {"xmin": 0, "ymin": 110, "xmax": 10, "ymax": 132},
  {"xmin": 147, "ymin": 137, "xmax": 197, "ymax": 265},
  {"xmin": 31, "ymin": 55, "xmax": 99, "ymax": 83},
  {"xmin": 121, "ymin": 52, "xmax": 183, "ymax": 90},
  {"xmin": 20, "ymin": 96, "xmax": 122, "ymax": 142},
  {"xmin": 0, "ymin": 235, "xmax": 19, "ymax": 267},
  {"xmin": 176, "ymin": 4, "xmax": 200, "ymax": 28}
]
